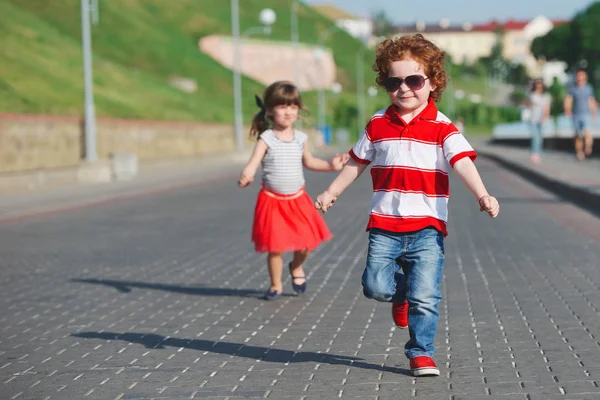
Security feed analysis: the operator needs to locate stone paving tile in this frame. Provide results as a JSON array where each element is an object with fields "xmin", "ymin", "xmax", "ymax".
[{"xmin": 2, "ymin": 160, "xmax": 600, "ymax": 398}]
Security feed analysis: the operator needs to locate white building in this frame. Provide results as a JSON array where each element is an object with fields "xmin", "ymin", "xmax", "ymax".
[
  {"xmin": 312, "ymin": 4, "xmax": 373, "ymax": 44},
  {"xmin": 393, "ymin": 16, "xmax": 568, "ymax": 76}
]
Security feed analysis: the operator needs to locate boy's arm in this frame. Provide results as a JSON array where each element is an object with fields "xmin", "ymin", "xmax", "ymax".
[
  {"xmin": 452, "ymin": 157, "xmax": 499, "ymax": 218},
  {"xmin": 315, "ymin": 159, "xmax": 368, "ymax": 213},
  {"xmin": 239, "ymin": 139, "xmax": 268, "ymax": 187},
  {"xmin": 589, "ymin": 95, "xmax": 597, "ymax": 121}
]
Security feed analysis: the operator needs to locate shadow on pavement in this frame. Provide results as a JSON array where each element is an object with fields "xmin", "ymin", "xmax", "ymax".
[
  {"xmin": 72, "ymin": 331, "xmax": 412, "ymax": 376},
  {"xmin": 70, "ymin": 278, "xmax": 290, "ymax": 299}
]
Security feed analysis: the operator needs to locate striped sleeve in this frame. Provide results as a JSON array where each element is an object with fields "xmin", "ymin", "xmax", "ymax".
[
  {"xmin": 349, "ymin": 125, "xmax": 375, "ymax": 164},
  {"xmin": 259, "ymin": 130, "xmax": 276, "ymax": 148},
  {"xmin": 295, "ymin": 130, "xmax": 308, "ymax": 145},
  {"xmin": 441, "ymin": 124, "xmax": 477, "ymax": 167}
]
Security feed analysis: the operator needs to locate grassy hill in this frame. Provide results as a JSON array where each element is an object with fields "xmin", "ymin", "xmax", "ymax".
[
  {"xmin": 0, "ymin": 0, "xmax": 380, "ymax": 124},
  {"xmin": 1, "ymin": 0, "xmax": 507, "ymax": 136}
]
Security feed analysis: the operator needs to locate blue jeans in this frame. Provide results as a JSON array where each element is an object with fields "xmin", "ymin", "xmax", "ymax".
[
  {"xmin": 362, "ymin": 228, "xmax": 445, "ymax": 359},
  {"xmin": 530, "ymin": 122, "xmax": 543, "ymax": 154}
]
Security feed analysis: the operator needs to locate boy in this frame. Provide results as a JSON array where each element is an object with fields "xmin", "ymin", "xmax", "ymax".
[{"xmin": 315, "ymin": 34, "xmax": 499, "ymax": 376}]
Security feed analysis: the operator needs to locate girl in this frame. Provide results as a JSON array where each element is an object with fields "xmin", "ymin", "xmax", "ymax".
[
  {"xmin": 238, "ymin": 81, "xmax": 347, "ymax": 300},
  {"xmin": 527, "ymin": 79, "xmax": 550, "ymax": 164}
]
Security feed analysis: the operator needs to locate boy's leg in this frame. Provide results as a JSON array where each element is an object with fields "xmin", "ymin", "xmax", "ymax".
[
  {"xmin": 574, "ymin": 117, "xmax": 586, "ymax": 160},
  {"xmin": 584, "ymin": 128, "xmax": 593, "ymax": 156},
  {"xmin": 361, "ymin": 229, "xmax": 405, "ymax": 303},
  {"xmin": 401, "ymin": 229, "xmax": 445, "ymax": 359}
]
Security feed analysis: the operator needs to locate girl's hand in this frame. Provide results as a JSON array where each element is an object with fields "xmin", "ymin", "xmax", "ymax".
[
  {"xmin": 330, "ymin": 153, "xmax": 350, "ymax": 171},
  {"xmin": 479, "ymin": 195, "xmax": 499, "ymax": 218},
  {"xmin": 315, "ymin": 190, "xmax": 337, "ymax": 213},
  {"xmin": 238, "ymin": 174, "xmax": 254, "ymax": 188}
]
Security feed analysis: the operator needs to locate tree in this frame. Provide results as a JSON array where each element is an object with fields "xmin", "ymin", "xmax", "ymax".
[
  {"xmin": 372, "ymin": 10, "xmax": 394, "ymax": 37},
  {"xmin": 531, "ymin": 2, "xmax": 600, "ymax": 70},
  {"xmin": 547, "ymin": 77, "xmax": 567, "ymax": 120}
]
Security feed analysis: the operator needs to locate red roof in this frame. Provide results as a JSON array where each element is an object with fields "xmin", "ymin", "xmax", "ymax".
[
  {"xmin": 472, "ymin": 18, "xmax": 569, "ymax": 31},
  {"xmin": 393, "ymin": 18, "xmax": 570, "ymax": 34}
]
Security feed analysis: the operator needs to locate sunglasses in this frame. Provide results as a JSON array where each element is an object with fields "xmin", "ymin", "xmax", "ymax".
[{"xmin": 383, "ymin": 75, "xmax": 429, "ymax": 92}]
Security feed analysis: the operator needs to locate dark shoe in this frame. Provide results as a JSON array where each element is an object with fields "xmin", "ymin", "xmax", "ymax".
[
  {"xmin": 392, "ymin": 301, "xmax": 409, "ymax": 329},
  {"xmin": 288, "ymin": 262, "xmax": 307, "ymax": 294},
  {"xmin": 263, "ymin": 289, "xmax": 282, "ymax": 300},
  {"xmin": 410, "ymin": 356, "xmax": 439, "ymax": 377}
]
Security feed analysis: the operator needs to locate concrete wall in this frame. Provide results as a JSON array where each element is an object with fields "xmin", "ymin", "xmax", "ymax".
[
  {"xmin": 0, "ymin": 113, "xmax": 318, "ymax": 174},
  {"xmin": 199, "ymin": 35, "xmax": 337, "ymax": 92}
]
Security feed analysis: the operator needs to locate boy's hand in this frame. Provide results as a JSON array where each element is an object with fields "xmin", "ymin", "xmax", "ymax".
[
  {"xmin": 238, "ymin": 174, "xmax": 253, "ymax": 188},
  {"xmin": 479, "ymin": 195, "xmax": 499, "ymax": 218},
  {"xmin": 315, "ymin": 190, "xmax": 337, "ymax": 213},
  {"xmin": 330, "ymin": 153, "xmax": 350, "ymax": 171}
]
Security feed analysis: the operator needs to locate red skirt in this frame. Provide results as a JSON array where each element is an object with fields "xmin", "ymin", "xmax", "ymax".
[{"xmin": 252, "ymin": 186, "xmax": 333, "ymax": 253}]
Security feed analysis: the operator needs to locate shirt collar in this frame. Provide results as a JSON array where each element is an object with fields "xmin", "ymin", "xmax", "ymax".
[{"xmin": 385, "ymin": 98, "xmax": 438, "ymax": 125}]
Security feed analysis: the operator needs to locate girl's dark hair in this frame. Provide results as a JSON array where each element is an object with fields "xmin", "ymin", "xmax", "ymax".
[
  {"xmin": 250, "ymin": 81, "xmax": 308, "ymax": 138},
  {"xmin": 530, "ymin": 79, "xmax": 546, "ymax": 93}
]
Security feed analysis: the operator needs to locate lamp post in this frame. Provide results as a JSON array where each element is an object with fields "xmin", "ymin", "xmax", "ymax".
[
  {"xmin": 314, "ymin": 26, "xmax": 339, "ymax": 140},
  {"xmin": 231, "ymin": 3, "xmax": 276, "ymax": 151},
  {"xmin": 291, "ymin": 0, "xmax": 300, "ymax": 84},
  {"xmin": 356, "ymin": 46, "xmax": 366, "ymax": 135},
  {"xmin": 81, "ymin": 0, "xmax": 99, "ymax": 162}
]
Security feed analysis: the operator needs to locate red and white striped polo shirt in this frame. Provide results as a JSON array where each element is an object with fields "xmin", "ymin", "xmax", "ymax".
[{"xmin": 349, "ymin": 99, "xmax": 477, "ymax": 236}]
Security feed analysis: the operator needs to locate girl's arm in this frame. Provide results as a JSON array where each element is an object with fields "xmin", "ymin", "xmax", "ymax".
[
  {"xmin": 315, "ymin": 158, "xmax": 368, "ymax": 213},
  {"xmin": 452, "ymin": 157, "xmax": 499, "ymax": 218},
  {"xmin": 302, "ymin": 145, "xmax": 348, "ymax": 172},
  {"xmin": 238, "ymin": 139, "xmax": 268, "ymax": 187}
]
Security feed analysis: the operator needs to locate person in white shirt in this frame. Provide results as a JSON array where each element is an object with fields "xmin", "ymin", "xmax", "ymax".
[{"xmin": 527, "ymin": 79, "xmax": 551, "ymax": 164}]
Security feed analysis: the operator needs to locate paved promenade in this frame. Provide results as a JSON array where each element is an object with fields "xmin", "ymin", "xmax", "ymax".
[{"xmin": 2, "ymin": 144, "xmax": 600, "ymax": 399}]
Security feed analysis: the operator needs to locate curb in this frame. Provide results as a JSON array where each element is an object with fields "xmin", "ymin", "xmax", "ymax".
[{"xmin": 479, "ymin": 150, "xmax": 600, "ymax": 219}]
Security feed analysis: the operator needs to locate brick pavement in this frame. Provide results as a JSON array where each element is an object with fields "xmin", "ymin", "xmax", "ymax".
[{"xmin": 2, "ymin": 156, "xmax": 600, "ymax": 399}]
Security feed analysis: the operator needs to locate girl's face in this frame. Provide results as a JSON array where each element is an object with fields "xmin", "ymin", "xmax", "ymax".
[
  {"xmin": 386, "ymin": 58, "xmax": 435, "ymax": 115},
  {"xmin": 535, "ymin": 80, "xmax": 544, "ymax": 92},
  {"xmin": 269, "ymin": 104, "xmax": 298, "ymax": 129}
]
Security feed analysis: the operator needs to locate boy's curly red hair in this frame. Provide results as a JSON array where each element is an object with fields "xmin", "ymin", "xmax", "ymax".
[{"xmin": 373, "ymin": 34, "xmax": 448, "ymax": 102}]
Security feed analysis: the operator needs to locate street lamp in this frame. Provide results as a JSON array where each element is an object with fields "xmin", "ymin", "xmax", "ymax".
[
  {"xmin": 356, "ymin": 46, "xmax": 366, "ymax": 134},
  {"xmin": 81, "ymin": 0, "xmax": 99, "ymax": 162},
  {"xmin": 291, "ymin": 0, "xmax": 300, "ymax": 84},
  {"xmin": 231, "ymin": 3, "xmax": 276, "ymax": 151},
  {"xmin": 314, "ymin": 26, "xmax": 339, "ymax": 141}
]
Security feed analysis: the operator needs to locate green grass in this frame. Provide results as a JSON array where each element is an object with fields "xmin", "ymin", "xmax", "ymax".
[
  {"xmin": 0, "ymin": 0, "xmax": 497, "ymax": 128},
  {"xmin": 0, "ymin": 0, "xmax": 384, "ymax": 124}
]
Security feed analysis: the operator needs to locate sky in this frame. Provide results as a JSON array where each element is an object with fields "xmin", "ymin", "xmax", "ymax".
[{"xmin": 304, "ymin": 0, "xmax": 595, "ymax": 24}]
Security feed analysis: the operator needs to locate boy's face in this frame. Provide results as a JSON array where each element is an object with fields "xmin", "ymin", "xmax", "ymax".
[
  {"xmin": 576, "ymin": 70, "xmax": 587, "ymax": 86},
  {"xmin": 386, "ymin": 58, "xmax": 435, "ymax": 114}
]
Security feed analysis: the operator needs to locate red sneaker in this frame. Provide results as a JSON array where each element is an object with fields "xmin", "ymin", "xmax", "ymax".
[
  {"xmin": 391, "ymin": 301, "xmax": 408, "ymax": 329},
  {"xmin": 410, "ymin": 356, "xmax": 439, "ymax": 376}
]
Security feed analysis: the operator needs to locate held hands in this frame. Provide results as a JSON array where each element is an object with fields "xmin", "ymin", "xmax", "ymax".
[
  {"xmin": 238, "ymin": 174, "xmax": 254, "ymax": 188},
  {"xmin": 315, "ymin": 190, "xmax": 338, "ymax": 214},
  {"xmin": 479, "ymin": 195, "xmax": 499, "ymax": 218},
  {"xmin": 330, "ymin": 153, "xmax": 350, "ymax": 171}
]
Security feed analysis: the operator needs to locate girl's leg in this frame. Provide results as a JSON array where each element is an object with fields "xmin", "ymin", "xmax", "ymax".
[
  {"xmin": 530, "ymin": 123, "xmax": 542, "ymax": 160},
  {"xmin": 267, "ymin": 252, "xmax": 284, "ymax": 293},
  {"xmin": 290, "ymin": 249, "xmax": 310, "ymax": 285}
]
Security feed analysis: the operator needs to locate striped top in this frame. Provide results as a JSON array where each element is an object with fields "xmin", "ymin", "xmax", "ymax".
[
  {"xmin": 349, "ymin": 99, "xmax": 477, "ymax": 236},
  {"xmin": 260, "ymin": 129, "xmax": 308, "ymax": 194}
]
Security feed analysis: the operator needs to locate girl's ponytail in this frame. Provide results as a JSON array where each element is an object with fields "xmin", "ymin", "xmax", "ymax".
[{"xmin": 249, "ymin": 95, "xmax": 269, "ymax": 139}]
